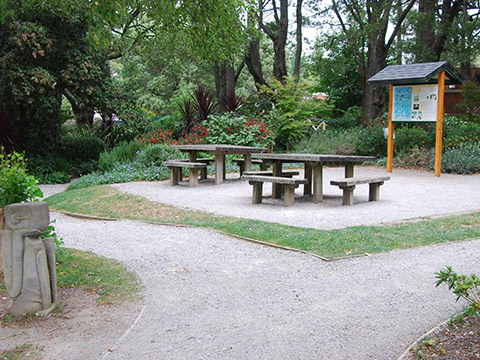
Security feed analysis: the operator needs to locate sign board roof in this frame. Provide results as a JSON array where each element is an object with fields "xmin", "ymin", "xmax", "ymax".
[{"xmin": 367, "ymin": 61, "xmax": 465, "ymax": 85}]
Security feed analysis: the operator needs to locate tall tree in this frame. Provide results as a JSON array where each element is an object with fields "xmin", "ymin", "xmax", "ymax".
[
  {"xmin": 329, "ymin": 0, "xmax": 416, "ymax": 122},
  {"xmin": 258, "ymin": 0, "xmax": 289, "ymax": 82},
  {"xmin": 294, "ymin": 0, "xmax": 304, "ymax": 80}
]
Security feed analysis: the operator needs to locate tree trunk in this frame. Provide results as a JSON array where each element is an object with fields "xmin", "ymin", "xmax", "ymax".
[
  {"xmin": 260, "ymin": 0, "xmax": 289, "ymax": 83},
  {"xmin": 293, "ymin": 0, "xmax": 303, "ymax": 80},
  {"xmin": 245, "ymin": 37, "xmax": 267, "ymax": 90},
  {"xmin": 273, "ymin": 0, "xmax": 289, "ymax": 82},
  {"xmin": 214, "ymin": 62, "xmax": 236, "ymax": 112},
  {"xmin": 363, "ymin": 42, "xmax": 388, "ymax": 122}
]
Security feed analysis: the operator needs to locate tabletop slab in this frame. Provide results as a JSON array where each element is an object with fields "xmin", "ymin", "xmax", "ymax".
[{"xmin": 252, "ymin": 153, "xmax": 375, "ymax": 164}]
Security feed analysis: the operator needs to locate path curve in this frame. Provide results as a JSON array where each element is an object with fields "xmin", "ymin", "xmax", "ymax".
[{"xmin": 50, "ymin": 212, "xmax": 480, "ymax": 360}]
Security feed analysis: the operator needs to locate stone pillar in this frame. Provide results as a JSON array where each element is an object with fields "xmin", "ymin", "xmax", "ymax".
[{"xmin": 1, "ymin": 202, "xmax": 58, "ymax": 317}]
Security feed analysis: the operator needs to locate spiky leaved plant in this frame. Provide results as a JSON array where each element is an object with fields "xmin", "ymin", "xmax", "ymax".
[
  {"xmin": 193, "ymin": 84, "xmax": 217, "ymax": 121},
  {"xmin": 224, "ymin": 88, "xmax": 244, "ymax": 112}
]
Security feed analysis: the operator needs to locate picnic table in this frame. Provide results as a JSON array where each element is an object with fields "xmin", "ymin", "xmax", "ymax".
[
  {"xmin": 172, "ymin": 144, "xmax": 269, "ymax": 185},
  {"xmin": 251, "ymin": 153, "xmax": 375, "ymax": 203}
]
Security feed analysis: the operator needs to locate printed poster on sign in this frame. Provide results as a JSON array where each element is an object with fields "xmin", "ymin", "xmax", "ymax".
[{"xmin": 392, "ymin": 84, "xmax": 438, "ymax": 122}]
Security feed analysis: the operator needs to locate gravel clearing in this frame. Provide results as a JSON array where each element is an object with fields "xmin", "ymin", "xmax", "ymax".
[
  {"xmin": 3, "ymin": 168, "xmax": 479, "ymax": 359},
  {"xmin": 113, "ymin": 167, "xmax": 480, "ymax": 229}
]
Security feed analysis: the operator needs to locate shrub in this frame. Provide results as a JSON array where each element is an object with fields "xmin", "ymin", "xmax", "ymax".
[
  {"xmin": 62, "ymin": 134, "xmax": 106, "ymax": 164},
  {"xmin": 443, "ymin": 116, "xmax": 480, "ymax": 150},
  {"xmin": 394, "ymin": 146, "xmax": 433, "ymax": 169},
  {"xmin": 137, "ymin": 126, "xmax": 208, "ymax": 146},
  {"xmin": 98, "ymin": 141, "xmax": 145, "ymax": 172},
  {"xmin": 205, "ymin": 113, "xmax": 274, "ymax": 149},
  {"xmin": 136, "ymin": 144, "xmax": 183, "ymax": 166},
  {"xmin": 327, "ymin": 106, "xmax": 362, "ymax": 129},
  {"xmin": 0, "ymin": 149, "xmax": 43, "ymax": 208},
  {"xmin": 457, "ymin": 81, "xmax": 480, "ymax": 123},
  {"xmin": 259, "ymin": 76, "xmax": 333, "ymax": 150},
  {"xmin": 436, "ymin": 266, "xmax": 480, "ymax": 315},
  {"xmin": 356, "ymin": 127, "xmax": 387, "ymax": 157},
  {"xmin": 67, "ymin": 161, "xmax": 170, "ymax": 190},
  {"xmin": 440, "ymin": 143, "xmax": 480, "ymax": 174},
  {"xmin": 27, "ymin": 155, "xmax": 72, "ymax": 184},
  {"xmin": 394, "ymin": 125, "xmax": 435, "ymax": 153},
  {"xmin": 293, "ymin": 128, "xmax": 358, "ymax": 155}
]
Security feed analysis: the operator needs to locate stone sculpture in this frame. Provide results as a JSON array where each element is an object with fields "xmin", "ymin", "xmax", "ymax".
[{"xmin": 1, "ymin": 202, "xmax": 58, "ymax": 316}]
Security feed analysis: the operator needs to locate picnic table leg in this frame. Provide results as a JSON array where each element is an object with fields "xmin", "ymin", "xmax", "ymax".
[
  {"xmin": 312, "ymin": 165, "xmax": 323, "ymax": 203},
  {"xmin": 244, "ymin": 153, "xmax": 252, "ymax": 172},
  {"xmin": 304, "ymin": 163, "xmax": 312, "ymax": 195},
  {"xmin": 188, "ymin": 151, "xmax": 197, "ymax": 162},
  {"xmin": 345, "ymin": 163, "xmax": 354, "ymax": 178},
  {"xmin": 215, "ymin": 153, "xmax": 225, "ymax": 185},
  {"xmin": 272, "ymin": 161, "xmax": 282, "ymax": 199}
]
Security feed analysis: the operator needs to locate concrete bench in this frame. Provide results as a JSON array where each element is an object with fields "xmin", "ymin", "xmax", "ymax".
[
  {"xmin": 162, "ymin": 161, "xmax": 207, "ymax": 187},
  {"xmin": 178, "ymin": 158, "xmax": 213, "ymax": 180},
  {"xmin": 241, "ymin": 175, "xmax": 309, "ymax": 207},
  {"xmin": 330, "ymin": 175, "xmax": 390, "ymax": 206},
  {"xmin": 242, "ymin": 170, "xmax": 300, "ymax": 177},
  {"xmin": 233, "ymin": 158, "xmax": 271, "ymax": 175}
]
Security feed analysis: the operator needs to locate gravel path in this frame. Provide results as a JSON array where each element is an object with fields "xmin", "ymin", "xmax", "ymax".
[
  {"xmin": 53, "ymin": 213, "xmax": 480, "ymax": 360},
  {"xmin": 25, "ymin": 169, "xmax": 480, "ymax": 359}
]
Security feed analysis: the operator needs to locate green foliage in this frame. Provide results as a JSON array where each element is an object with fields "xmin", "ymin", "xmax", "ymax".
[
  {"xmin": 327, "ymin": 106, "xmax": 363, "ymax": 129},
  {"xmin": 394, "ymin": 125, "xmax": 435, "ymax": 153},
  {"xmin": 293, "ymin": 128, "xmax": 359, "ymax": 155},
  {"xmin": 440, "ymin": 143, "xmax": 480, "ymax": 174},
  {"xmin": 436, "ymin": 266, "xmax": 480, "ymax": 315},
  {"xmin": 27, "ymin": 155, "xmax": 71, "ymax": 184},
  {"xmin": 259, "ymin": 76, "xmax": 333, "ymax": 149},
  {"xmin": 67, "ymin": 161, "xmax": 171, "ymax": 190},
  {"xmin": 0, "ymin": 149, "xmax": 43, "ymax": 208},
  {"xmin": 356, "ymin": 127, "xmax": 387, "ymax": 157},
  {"xmin": 62, "ymin": 134, "xmax": 106, "ymax": 174},
  {"xmin": 136, "ymin": 144, "xmax": 183, "ymax": 166},
  {"xmin": 443, "ymin": 116, "xmax": 480, "ymax": 150},
  {"xmin": 394, "ymin": 146, "xmax": 433, "ymax": 169},
  {"xmin": 307, "ymin": 35, "xmax": 363, "ymax": 113},
  {"xmin": 98, "ymin": 141, "xmax": 145, "ymax": 172},
  {"xmin": 41, "ymin": 219, "xmax": 65, "ymax": 251},
  {"xmin": 205, "ymin": 113, "xmax": 274, "ymax": 149},
  {"xmin": 458, "ymin": 81, "xmax": 480, "ymax": 123}
]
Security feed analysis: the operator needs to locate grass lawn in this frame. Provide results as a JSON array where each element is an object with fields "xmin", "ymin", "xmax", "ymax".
[{"xmin": 45, "ymin": 185, "xmax": 480, "ymax": 259}]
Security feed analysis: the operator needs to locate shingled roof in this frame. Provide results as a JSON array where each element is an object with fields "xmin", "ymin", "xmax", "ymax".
[{"xmin": 367, "ymin": 61, "xmax": 465, "ymax": 85}]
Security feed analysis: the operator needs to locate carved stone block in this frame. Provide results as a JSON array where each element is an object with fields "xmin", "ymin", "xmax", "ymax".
[{"xmin": 1, "ymin": 202, "xmax": 58, "ymax": 316}]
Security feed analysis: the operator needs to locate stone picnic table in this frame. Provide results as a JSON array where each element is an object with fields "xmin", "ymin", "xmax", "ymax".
[
  {"xmin": 251, "ymin": 153, "xmax": 376, "ymax": 203},
  {"xmin": 172, "ymin": 144, "xmax": 269, "ymax": 185}
]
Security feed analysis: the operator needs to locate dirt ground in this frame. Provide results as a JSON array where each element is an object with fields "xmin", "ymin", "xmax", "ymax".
[
  {"xmin": 1, "ymin": 287, "xmax": 141, "ymax": 359},
  {"xmin": 403, "ymin": 314, "xmax": 480, "ymax": 360}
]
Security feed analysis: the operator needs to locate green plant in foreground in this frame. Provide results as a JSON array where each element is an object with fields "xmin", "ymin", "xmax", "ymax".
[
  {"xmin": 0, "ymin": 148, "xmax": 43, "ymax": 207},
  {"xmin": 0, "ymin": 344, "xmax": 38, "ymax": 360},
  {"xmin": 436, "ymin": 266, "xmax": 480, "ymax": 315}
]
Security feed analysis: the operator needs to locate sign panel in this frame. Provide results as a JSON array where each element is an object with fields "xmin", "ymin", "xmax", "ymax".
[{"xmin": 392, "ymin": 84, "xmax": 438, "ymax": 122}]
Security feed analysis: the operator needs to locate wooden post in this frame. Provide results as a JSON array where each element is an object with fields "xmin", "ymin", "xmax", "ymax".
[
  {"xmin": 434, "ymin": 70, "xmax": 446, "ymax": 177},
  {"xmin": 387, "ymin": 84, "xmax": 394, "ymax": 173}
]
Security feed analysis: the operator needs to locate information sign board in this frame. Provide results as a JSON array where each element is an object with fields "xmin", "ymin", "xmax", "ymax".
[{"xmin": 392, "ymin": 84, "xmax": 438, "ymax": 122}]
